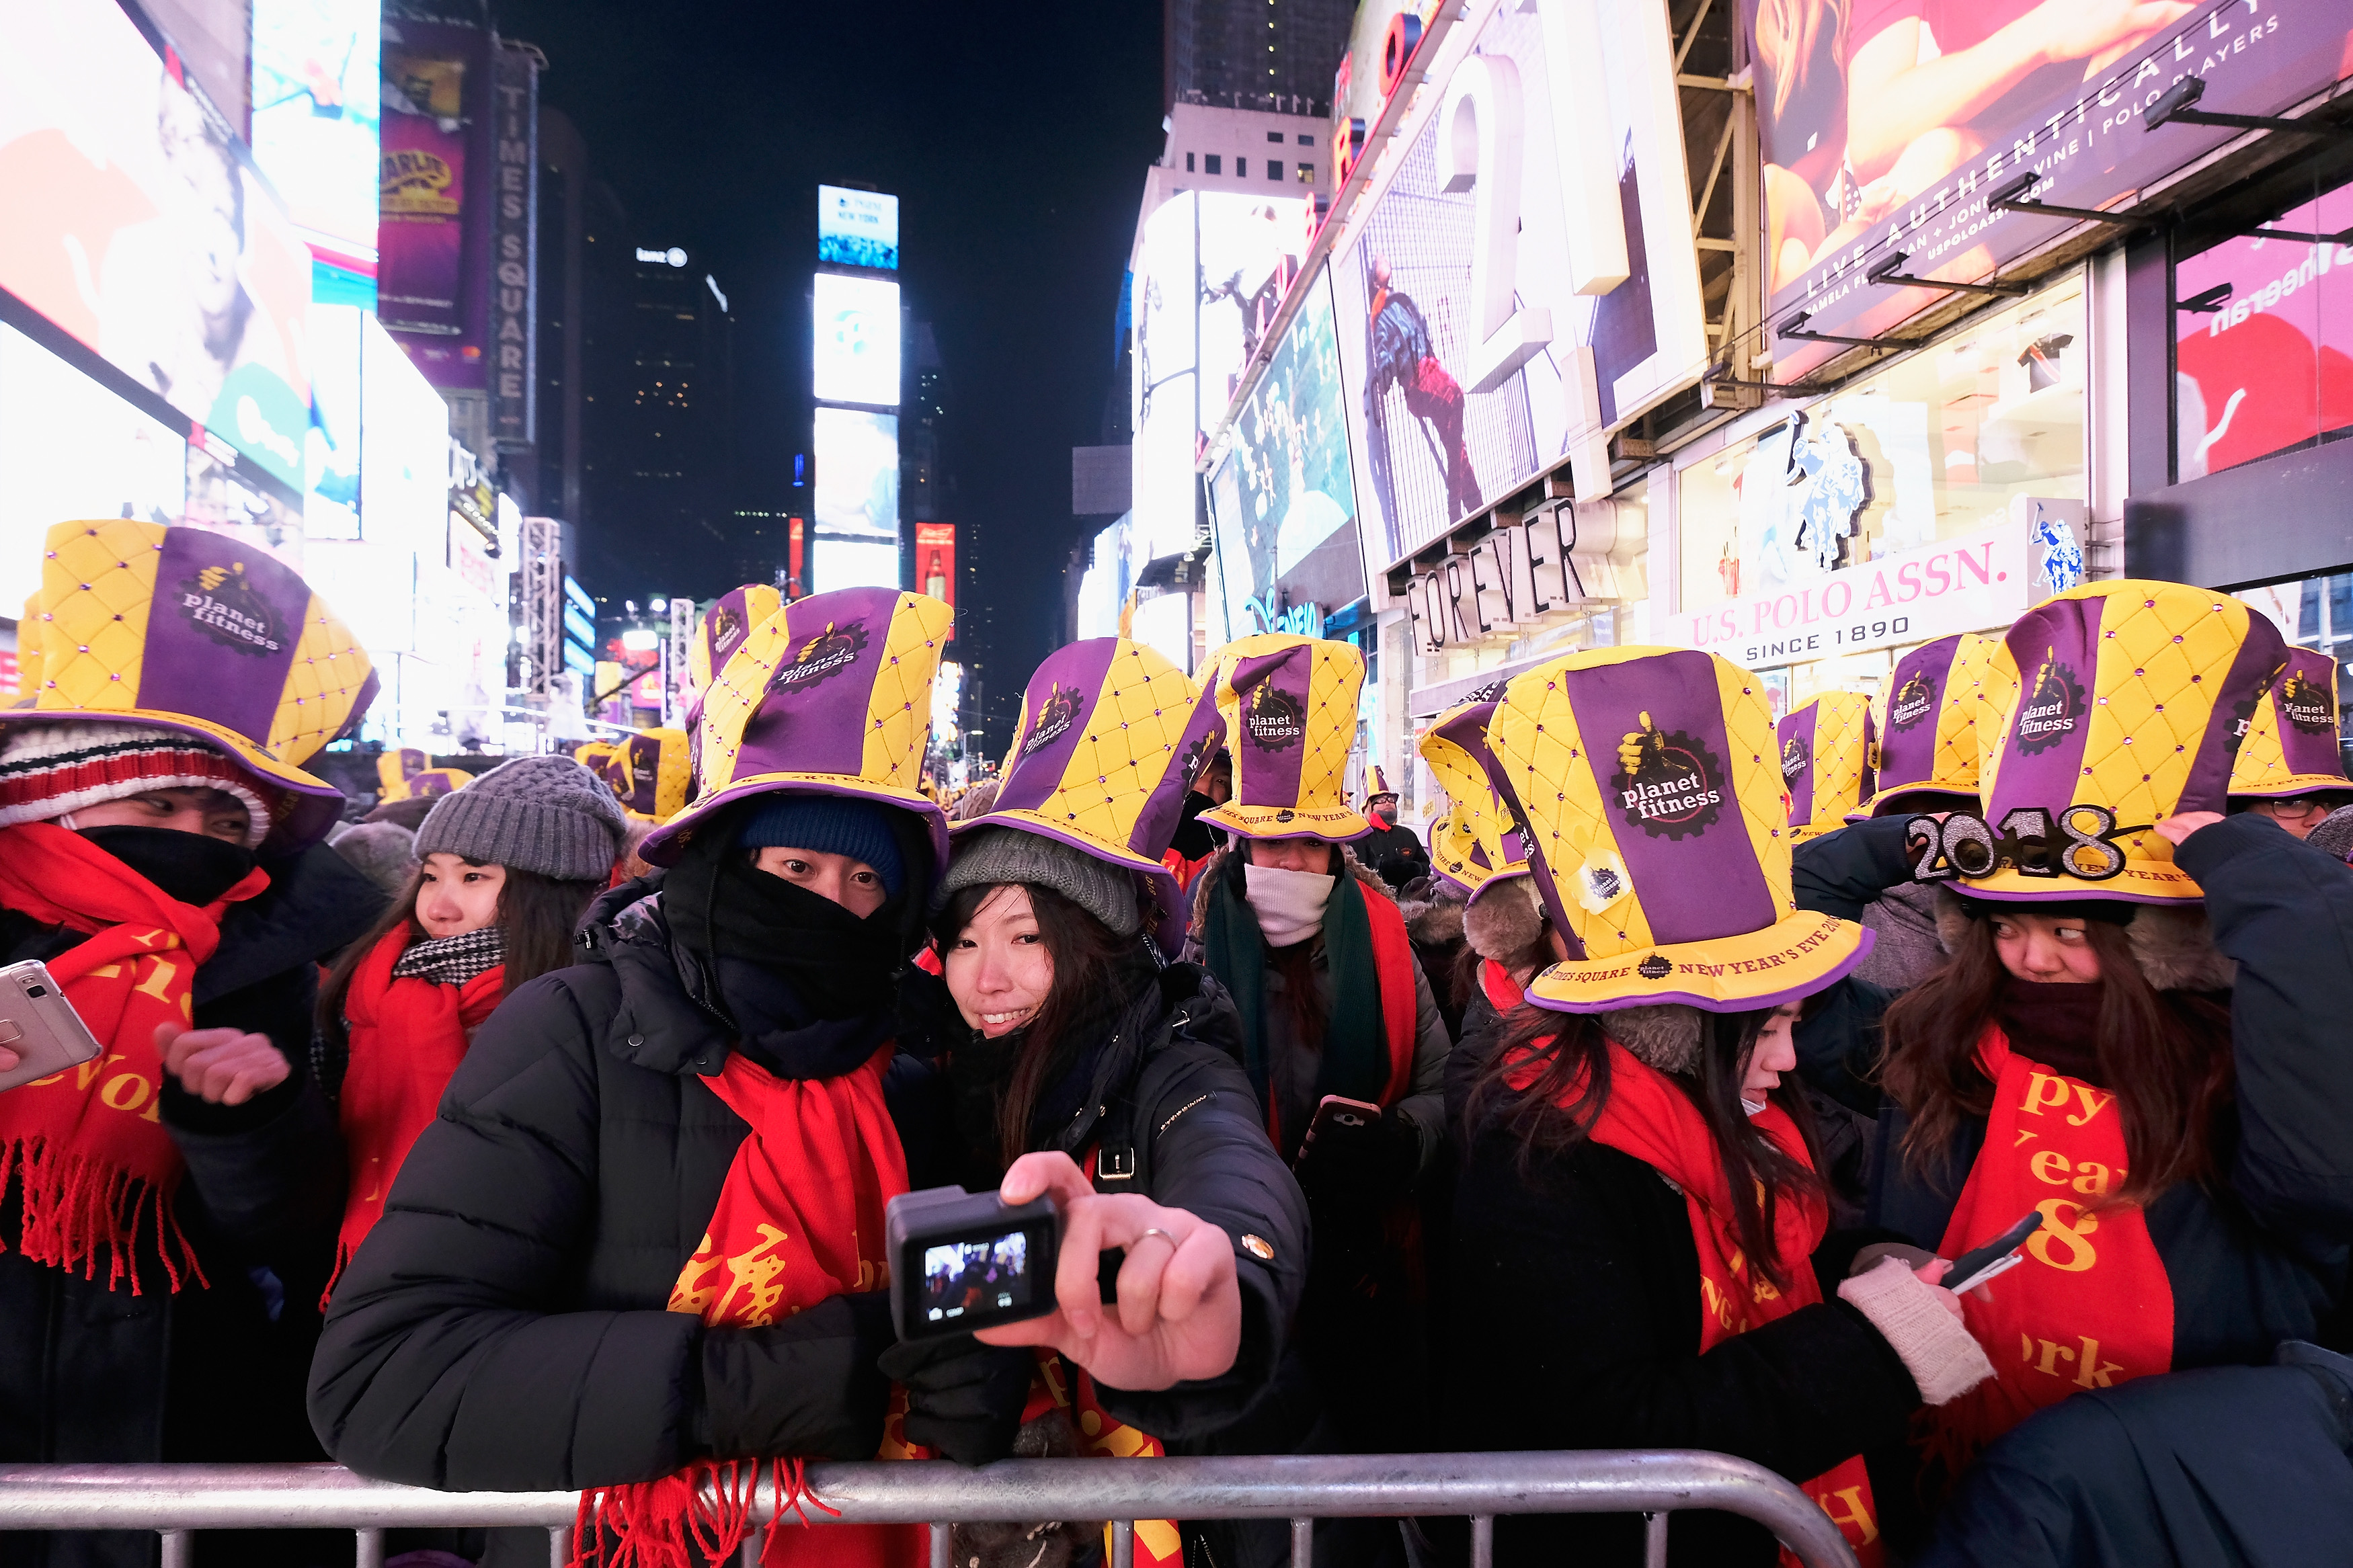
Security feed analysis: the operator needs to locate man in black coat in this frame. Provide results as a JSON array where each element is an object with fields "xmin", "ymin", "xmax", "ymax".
[{"xmin": 1350, "ymin": 768, "xmax": 1427, "ymax": 887}]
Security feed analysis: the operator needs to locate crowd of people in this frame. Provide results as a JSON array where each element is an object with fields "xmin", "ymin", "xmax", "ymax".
[{"xmin": 3, "ymin": 517, "xmax": 2351, "ymax": 1568}]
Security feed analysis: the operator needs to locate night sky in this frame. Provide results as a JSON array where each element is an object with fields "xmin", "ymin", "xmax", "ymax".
[{"xmin": 488, "ymin": 0, "xmax": 1168, "ymax": 733}]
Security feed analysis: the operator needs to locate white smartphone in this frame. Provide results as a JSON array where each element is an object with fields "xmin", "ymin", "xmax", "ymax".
[{"xmin": 0, "ymin": 960, "xmax": 105, "ymax": 1092}]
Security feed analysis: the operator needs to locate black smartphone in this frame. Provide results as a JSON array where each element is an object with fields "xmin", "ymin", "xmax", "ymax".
[
  {"xmin": 885, "ymin": 1185, "xmax": 1062, "ymax": 1342},
  {"xmin": 1293, "ymin": 1094, "xmax": 1382, "ymax": 1169},
  {"xmin": 1947, "ymin": 1210, "xmax": 2044, "ymax": 1294}
]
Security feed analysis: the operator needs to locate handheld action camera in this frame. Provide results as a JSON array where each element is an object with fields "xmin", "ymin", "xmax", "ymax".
[{"xmin": 885, "ymin": 1185, "xmax": 1062, "ymax": 1342}]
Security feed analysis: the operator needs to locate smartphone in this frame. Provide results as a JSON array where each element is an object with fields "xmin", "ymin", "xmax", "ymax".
[
  {"xmin": 1947, "ymin": 1210, "xmax": 2044, "ymax": 1295},
  {"xmin": 885, "ymin": 1184, "xmax": 1063, "ymax": 1342},
  {"xmin": 0, "ymin": 960, "xmax": 104, "ymax": 1093},
  {"xmin": 1293, "ymin": 1094, "xmax": 1384, "ymax": 1169}
]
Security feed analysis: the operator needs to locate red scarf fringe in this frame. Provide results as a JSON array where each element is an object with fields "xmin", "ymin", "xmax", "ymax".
[
  {"xmin": 0, "ymin": 1134, "xmax": 206, "ymax": 1294},
  {"xmin": 571, "ymin": 1460, "xmax": 844, "ymax": 1568}
]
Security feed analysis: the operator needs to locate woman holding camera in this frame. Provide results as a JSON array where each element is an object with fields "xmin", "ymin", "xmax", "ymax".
[
  {"xmin": 1790, "ymin": 584, "xmax": 2353, "ymax": 1520},
  {"xmin": 1446, "ymin": 647, "xmax": 1996, "ymax": 1567}
]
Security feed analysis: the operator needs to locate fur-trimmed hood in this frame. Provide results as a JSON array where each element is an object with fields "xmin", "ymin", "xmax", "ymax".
[
  {"xmin": 1464, "ymin": 876, "xmax": 1545, "ymax": 963},
  {"xmin": 1931, "ymin": 888, "xmax": 2237, "ymax": 993},
  {"xmin": 1396, "ymin": 881, "xmax": 1467, "ymax": 948}
]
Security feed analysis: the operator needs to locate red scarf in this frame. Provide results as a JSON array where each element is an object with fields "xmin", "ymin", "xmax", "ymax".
[
  {"xmin": 1479, "ymin": 957, "xmax": 1522, "ymax": 1014},
  {"xmin": 1923, "ymin": 1027, "xmax": 2174, "ymax": 1474},
  {"xmin": 1511, "ymin": 1039, "xmax": 1884, "ymax": 1566},
  {"xmin": 0, "ymin": 822, "xmax": 267, "ymax": 1293},
  {"xmin": 325, "ymin": 927, "xmax": 506, "ymax": 1302},
  {"xmin": 575, "ymin": 1046, "xmax": 926, "ymax": 1568}
]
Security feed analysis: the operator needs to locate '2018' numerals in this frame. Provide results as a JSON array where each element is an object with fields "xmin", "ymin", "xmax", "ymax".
[{"xmin": 1905, "ymin": 805, "xmax": 2136, "ymax": 883}]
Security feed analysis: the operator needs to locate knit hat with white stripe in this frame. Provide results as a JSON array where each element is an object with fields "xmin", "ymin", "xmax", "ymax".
[{"xmin": 0, "ymin": 723, "xmax": 280, "ymax": 848}]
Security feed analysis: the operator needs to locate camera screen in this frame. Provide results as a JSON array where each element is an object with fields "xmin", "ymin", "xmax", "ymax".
[{"xmin": 918, "ymin": 1230, "xmax": 1033, "ymax": 1325}]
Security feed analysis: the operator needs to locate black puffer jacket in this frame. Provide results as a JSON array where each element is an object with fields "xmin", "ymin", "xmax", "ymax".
[
  {"xmin": 0, "ymin": 835, "xmax": 385, "ymax": 1568},
  {"xmin": 309, "ymin": 880, "xmax": 1306, "ymax": 1564}
]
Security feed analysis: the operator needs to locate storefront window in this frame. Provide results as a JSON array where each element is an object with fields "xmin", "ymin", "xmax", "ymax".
[
  {"xmin": 2175, "ymin": 176, "xmax": 2353, "ymax": 482},
  {"xmin": 1679, "ymin": 275, "xmax": 2087, "ymax": 618}
]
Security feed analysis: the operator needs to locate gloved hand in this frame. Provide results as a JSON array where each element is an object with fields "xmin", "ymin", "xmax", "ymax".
[
  {"xmin": 1296, "ymin": 1105, "xmax": 1423, "ymax": 1206},
  {"xmin": 877, "ymin": 1333, "xmax": 1036, "ymax": 1466}
]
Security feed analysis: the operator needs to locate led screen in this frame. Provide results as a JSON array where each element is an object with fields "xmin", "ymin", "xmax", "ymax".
[
  {"xmin": 0, "ymin": 0, "xmax": 315, "ymax": 492},
  {"xmin": 360, "ymin": 317, "xmax": 453, "ymax": 561},
  {"xmin": 814, "ymin": 407, "xmax": 900, "ymax": 541},
  {"xmin": 813, "ymin": 273, "xmax": 902, "ymax": 407},
  {"xmin": 914, "ymin": 521, "xmax": 955, "ymax": 611},
  {"xmin": 819, "ymin": 185, "xmax": 900, "ymax": 270},
  {"xmin": 305, "ymin": 301, "xmax": 364, "ymax": 537},
  {"xmin": 814, "ymin": 538, "xmax": 901, "ymax": 593},
  {"xmin": 251, "ymin": 0, "xmax": 383, "ymax": 265},
  {"xmin": 0, "ymin": 323, "xmax": 188, "ymax": 613}
]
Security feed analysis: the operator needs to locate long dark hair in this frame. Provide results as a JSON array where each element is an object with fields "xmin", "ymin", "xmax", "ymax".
[
  {"xmin": 1468, "ymin": 999, "xmax": 1827, "ymax": 1291},
  {"xmin": 316, "ymin": 861, "xmax": 606, "ymax": 1056},
  {"xmin": 930, "ymin": 881, "xmax": 1143, "ymax": 1169},
  {"xmin": 1880, "ymin": 915, "xmax": 2233, "ymax": 1204}
]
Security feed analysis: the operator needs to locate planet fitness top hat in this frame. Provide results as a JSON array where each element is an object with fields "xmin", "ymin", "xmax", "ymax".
[
  {"xmin": 1417, "ymin": 685, "xmax": 1529, "ymax": 901},
  {"xmin": 1934, "ymin": 580, "xmax": 2288, "ymax": 903},
  {"xmin": 642, "ymin": 586, "xmax": 953, "ymax": 871},
  {"xmin": 1778, "ymin": 692, "xmax": 1875, "ymax": 843},
  {"xmin": 6, "ymin": 519, "xmax": 376, "ymax": 849},
  {"xmin": 955, "ymin": 636, "xmax": 1224, "ymax": 941},
  {"xmin": 1484, "ymin": 646, "xmax": 1872, "ymax": 1013},
  {"xmin": 1853, "ymin": 632, "xmax": 2003, "ymax": 819},
  {"xmin": 688, "ymin": 582, "xmax": 784, "ymax": 696},
  {"xmin": 1198, "ymin": 633, "xmax": 1372, "ymax": 841},
  {"xmin": 604, "ymin": 727, "xmax": 693, "ymax": 821},
  {"xmin": 2227, "ymin": 645, "xmax": 2350, "ymax": 800}
]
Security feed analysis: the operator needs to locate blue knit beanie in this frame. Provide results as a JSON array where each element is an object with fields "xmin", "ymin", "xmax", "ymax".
[{"xmin": 735, "ymin": 793, "xmax": 907, "ymax": 899}]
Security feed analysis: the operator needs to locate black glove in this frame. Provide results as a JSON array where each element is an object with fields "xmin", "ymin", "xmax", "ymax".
[
  {"xmin": 877, "ymin": 1332, "xmax": 1036, "ymax": 1466},
  {"xmin": 699, "ymin": 1293, "xmax": 898, "ymax": 1460},
  {"xmin": 1297, "ymin": 1105, "xmax": 1424, "ymax": 1206}
]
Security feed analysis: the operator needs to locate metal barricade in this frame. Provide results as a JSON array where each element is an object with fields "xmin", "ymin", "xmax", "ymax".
[{"xmin": 0, "ymin": 1453, "xmax": 1860, "ymax": 1568}]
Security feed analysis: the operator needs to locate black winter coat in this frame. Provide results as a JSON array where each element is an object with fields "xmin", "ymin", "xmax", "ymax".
[
  {"xmin": 0, "ymin": 839, "xmax": 385, "ymax": 1568},
  {"xmin": 1793, "ymin": 814, "xmax": 2353, "ymax": 1372},
  {"xmin": 308, "ymin": 882, "xmax": 1306, "ymax": 1568}
]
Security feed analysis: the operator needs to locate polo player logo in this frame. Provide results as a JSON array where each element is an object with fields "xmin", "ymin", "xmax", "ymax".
[
  {"xmin": 1612, "ymin": 710, "xmax": 1726, "ymax": 841},
  {"xmin": 1888, "ymin": 669, "xmax": 1938, "ymax": 731},
  {"xmin": 771, "ymin": 620, "xmax": 869, "ymax": 694},
  {"xmin": 1244, "ymin": 684, "xmax": 1305, "ymax": 752},
  {"xmin": 2015, "ymin": 649, "xmax": 2085, "ymax": 756},
  {"xmin": 1022, "ymin": 682, "xmax": 1085, "ymax": 757},
  {"xmin": 177, "ymin": 561, "xmax": 289, "ymax": 657},
  {"xmin": 2278, "ymin": 669, "xmax": 2337, "ymax": 735},
  {"xmin": 1780, "ymin": 732, "xmax": 1809, "ymax": 782}
]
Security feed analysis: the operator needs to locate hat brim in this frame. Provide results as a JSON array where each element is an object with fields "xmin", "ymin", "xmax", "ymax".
[
  {"xmin": 948, "ymin": 809, "xmax": 1188, "ymax": 949},
  {"xmin": 639, "ymin": 773, "xmax": 951, "ymax": 875},
  {"xmin": 1459, "ymin": 866, "xmax": 1533, "ymax": 905},
  {"xmin": 0, "ymin": 708, "xmax": 343, "ymax": 851},
  {"xmin": 1788, "ymin": 820, "xmax": 1847, "ymax": 844},
  {"xmin": 1954, "ymin": 828, "xmax": 2198, "ymax": 903},
  {"xmin": 1525, "ymin": 911, "xmax": 1872, "ymax": 1014},
  {"xmin": 1853, "ymin": 780, "xmax": 1981, "ymax": 819},
  {"xmin": 2227, "ymin": 774, "xmax": 2353, "ymax": 800},
  {"xmin": 1200, "ymin": 801, "xmax": 1373, "ymax": 839}
]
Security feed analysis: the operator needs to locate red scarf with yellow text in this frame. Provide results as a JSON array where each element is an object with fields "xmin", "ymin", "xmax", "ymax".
[
  {"xmin": 1511, "ymin": 1038, "xmax": 1884, "ymax": 1566},
  {"xmin": 0, "ymin": 821, "xmax": 267, "ymax": 1293},
  {"xmin": 1922, "ymin": 1027, "xmax": 2174, "ymax": 1475},
  {"xmin": 325, "ymin": 926, "xmax": 506, "ymax": 1301},
  {"xmin": 574, "ymin": 1045, "xmax": 926, "ymax": 1568}
]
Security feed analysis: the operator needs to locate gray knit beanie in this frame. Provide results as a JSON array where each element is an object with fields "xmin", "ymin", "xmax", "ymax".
[
  {"xmin": 936, "ymin": 825, "xmax": 1144, "ymax": 937},
  {"xmin": 414, "ymin": 755, "xmax": 627, "ymax": 880}
]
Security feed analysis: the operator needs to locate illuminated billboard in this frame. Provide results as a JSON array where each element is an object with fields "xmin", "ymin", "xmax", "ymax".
[
  {"xmin": 361, "ymin": 315, "xmax": 455, "ymax": 557},
  {"xmin": 813, "ymin": 272, "xmax": 903, "ymax": 407},
  {"xmin": 914, "ymin": 521, "xmax": 955, "ymax": 611},
  {"xmin": 1329, "ymin": 0, "xmax": 1706, "ymax": 569},
  {"xmin": 251, "ymin": 0, "xmax": 382, "ymax": 282},
  {"xmin": 0, "ymin": 0, "xmax": 314, "ymax": 492},
  {"xmin": 814, "ymin": 407, "xmax": 900, "ymax": 592},
  {"xmin": 0, "ymin": 322, "xmax": 188, "ymax": 613},
  {"xmin": 819, "ymin": 185, "xmax": 900, "ymax": 270},
  {"xmin": 815, "ymin": 539, "xmax": 902, "ymax": 593},
  {"xmin": 1211, "ymin": 263, "xmax": 1365, "ymax": 639}
]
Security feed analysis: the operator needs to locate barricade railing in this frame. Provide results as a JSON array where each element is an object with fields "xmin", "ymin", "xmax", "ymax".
[{"xmin": 0, "ymin": 1454, "xmax": 1857, "ymax": 1568}]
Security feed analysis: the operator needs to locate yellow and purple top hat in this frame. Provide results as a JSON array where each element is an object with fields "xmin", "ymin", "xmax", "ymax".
[
  {"xmin": 1198, "ymin": 633, "xmax": 1371, "ymax": 841},
  {"xmin": 956, "ymin": 636, "xmax": 1224, "ymax": 939},
  {"xmin": 643, "ymin": 586, "xmax": 954, "ymax": 871},
  {"xmin": 688, "ymin": 583, "xmax": 785, "ymax": 696},
  {"xmin": 376, "ymin": 747, "xmax": 430, "ymax": 801},
  {"xmin": 2227, "ymin": 645, "xmax": 2350, "ymax": 800},
  {"xmin": 1418, "ymin": 685, "xmax": 1529, "ymax": 901},
  {"xmin": 1361, "ymin": 763, "xmax": 1399, "ymax": 805},
  {"xmin": 1853, "ymin": 632, "xmax": 2003, "ymax": 819},
  {"xmin": 573, "ymin": 740, "xmax": 619, "ymax": 777},
  {"xmin": 1778, "ymin": 692, "xmax": 1875, "ymax": 842},
  {"xmin": 5, "ymin": 519, "xmax": 376, "ymax": 848},
  {"xmin": 604, "ymin": 727, "xmax": 693, "ymax": 821},
  {"xmin": 1484, "ymin": 646, "xmax": 1872, "ymax": 1013},
  {"xmin": 1950, "ymin": 581, "xmax": 2288, "ymax": 903}
]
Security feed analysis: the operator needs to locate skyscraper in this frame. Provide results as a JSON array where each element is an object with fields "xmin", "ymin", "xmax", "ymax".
[{"xmin": 1164, "ymin": 0, "xmax": 1355, "ymax": 114}]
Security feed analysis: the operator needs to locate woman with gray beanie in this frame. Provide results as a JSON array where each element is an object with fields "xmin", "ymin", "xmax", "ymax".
[{"xmin": 312, "ymin": 754, "xmax": 625, "ymax": 1297}]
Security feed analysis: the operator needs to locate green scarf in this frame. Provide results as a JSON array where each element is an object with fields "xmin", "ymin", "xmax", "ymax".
[{"xmin": 1199, "ymin": 859, "xmax": 1390, "ymax": 1124}]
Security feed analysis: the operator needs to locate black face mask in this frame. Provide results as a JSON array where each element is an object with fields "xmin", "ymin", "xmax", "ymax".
[
  {"xmin": 77, "ymin": 826, "xmax": 257, "ymax": 907},
  {"xmin": 663, "ymin": 830, "xmax": 912, "ymax": 1022}
]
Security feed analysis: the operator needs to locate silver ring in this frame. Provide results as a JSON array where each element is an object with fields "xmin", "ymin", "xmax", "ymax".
[{"xmin": 1134, "ymin": 1227, "xmax": 1177, "ymax": 1251}]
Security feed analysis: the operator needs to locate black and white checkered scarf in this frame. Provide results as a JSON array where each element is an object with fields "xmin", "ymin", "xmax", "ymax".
[{"xmin": 391, "ymin": 925, "xmax": 506, "ymax": 986}]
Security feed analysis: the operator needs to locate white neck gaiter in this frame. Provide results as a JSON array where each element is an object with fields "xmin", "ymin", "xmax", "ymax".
[{"xmin": 1242, "ymin": 863, "xmax": 1336, "ymax": 948}]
